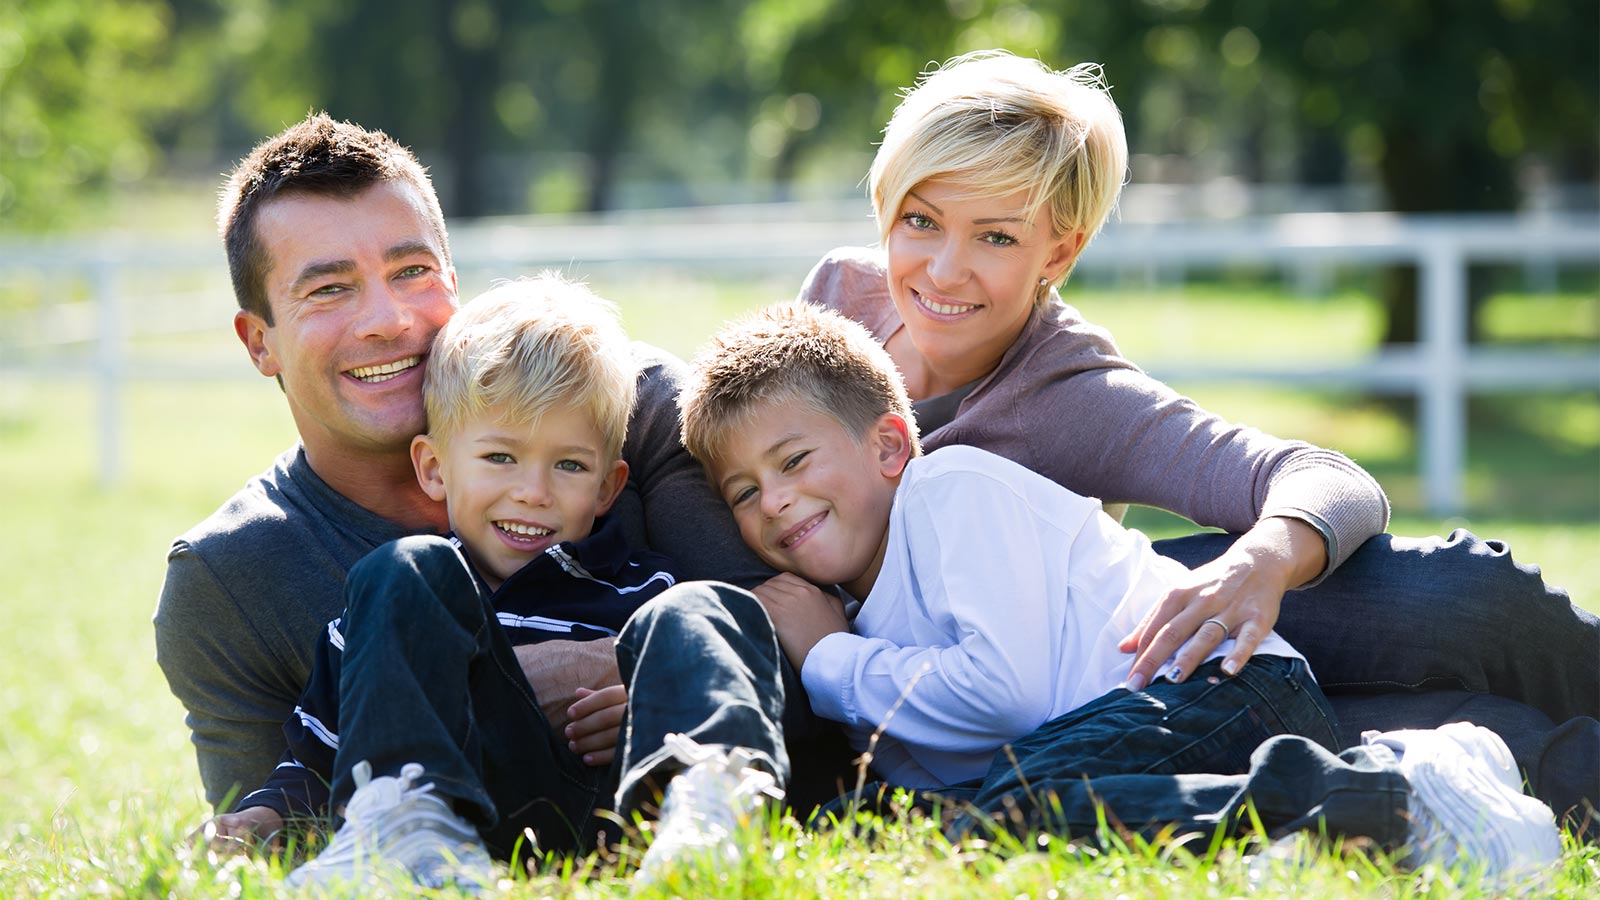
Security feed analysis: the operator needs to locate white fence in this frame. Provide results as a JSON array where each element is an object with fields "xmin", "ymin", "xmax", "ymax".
[{"xmin": 1, "ymin": 208, "xmax": 1596, "ymax": 515}]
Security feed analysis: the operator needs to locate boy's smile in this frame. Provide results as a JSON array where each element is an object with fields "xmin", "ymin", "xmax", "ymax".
[
  {"xmin": 711, "ymin": 402, "xmax": 910, "ymax": 599},
  {"xmin": 412, "ymin": 403, "xmax": 628, "ymax": 591}
]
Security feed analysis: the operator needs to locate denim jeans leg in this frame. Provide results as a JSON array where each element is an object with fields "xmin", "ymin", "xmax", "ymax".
[
  {"xmin": 331, "ymin": 536, "xmax": 606, "ymax": 857},
  {"xmin": 1153, "ymin": 530, "xmax": 1599, "ymax": 723},
  {"xmin": 957, "ymin": 656, "xmax": 1339, "ymax": 838},
  {"xmin": 613, "ymin": 582, "xmax": 789, "ymax": 814}
]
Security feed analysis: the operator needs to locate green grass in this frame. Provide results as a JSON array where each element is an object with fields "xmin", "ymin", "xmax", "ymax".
[{"xmin": 0, "ymin": 282, "xmax": 1595, "ymax": 897}]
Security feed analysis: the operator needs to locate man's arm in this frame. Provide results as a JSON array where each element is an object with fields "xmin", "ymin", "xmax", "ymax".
[
  {"xmin": 514, "ymin": 640, "xmax": 620, "ymax": 731},
  {"xmin": 154, "ymin": 542, "xmax": 296, "ymax": 810}
]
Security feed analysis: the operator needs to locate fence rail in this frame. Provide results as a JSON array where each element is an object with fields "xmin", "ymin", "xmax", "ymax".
[{"xmin": 2, "ymin": 209, "xmax": 1596, "ymax": 515}]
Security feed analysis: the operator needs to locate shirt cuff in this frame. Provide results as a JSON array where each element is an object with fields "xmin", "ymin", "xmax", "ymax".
[{"xmin": 800, "ymin": 631, "xmax": 862, "ymax": 725}]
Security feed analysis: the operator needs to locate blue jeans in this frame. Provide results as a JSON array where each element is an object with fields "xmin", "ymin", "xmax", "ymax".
[
  {"xmin": 331, "ymin": 538, "xmax": 607, "ymax": 857},
  {"xmin": 1152, "ymin": 529, "xmax": 1597, "ymax": 721},
  {"xmin": 1154, "ymin": 528, "xmax": 1598, "ymax": 826},
  {"xmin": 612, "ymin": 582, "xmax": 789, "ymax": 814},
  {"xmin": 330, "ymin": 548, "xmax": 790, "ymax": 857},
  {"xmin": 952, "ymin": 656, "xmax": 1345, "ymax": 838}
]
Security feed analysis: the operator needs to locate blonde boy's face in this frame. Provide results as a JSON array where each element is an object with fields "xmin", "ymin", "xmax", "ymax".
[
  {"xmin": 411, "ymin": 403, "xmax": 627, "ymax": 591},
  {"xmin": 710, "ymin": 401, "xmax": 911, "ymax": 599}
]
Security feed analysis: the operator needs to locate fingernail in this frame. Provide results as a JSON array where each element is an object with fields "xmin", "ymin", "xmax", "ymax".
[
  {"xmin": 1127, "ymin": 672, "xmax": 1147, "ymax": 691},
  {"xmin": 1222, "ymin": 659, "xmax": 1239, "ymax": 676},
  {"xmin": 1167, "ymin": 666, "xmax": 1184, "ymax": 683},
  {"xmin": 568, "ymin": 740, "xmax": 578, "ymax": 752}
]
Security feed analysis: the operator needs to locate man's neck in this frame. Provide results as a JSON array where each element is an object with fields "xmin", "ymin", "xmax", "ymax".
[{"xmin": 302, "ymin": 441, "xmax": 448, "ymax": 533}]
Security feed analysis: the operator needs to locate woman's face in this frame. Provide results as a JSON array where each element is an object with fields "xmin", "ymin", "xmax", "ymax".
[{"xmin": 885, "ymin": 180, "xmax": 1081, "ymax": 389}]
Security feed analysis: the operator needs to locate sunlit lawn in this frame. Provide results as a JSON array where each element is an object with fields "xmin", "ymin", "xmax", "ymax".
[{"xmin": 0, "ymin": 280, "xmax": 1594, "ymax": 897}]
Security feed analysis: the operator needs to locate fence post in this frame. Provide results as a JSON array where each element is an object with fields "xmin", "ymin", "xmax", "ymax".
[
  {"xmin": 1418, "ymin": 238, "xmax": 1466, "ymax": 516},
  {"xmin": 92, "ymin": 258, "xmax": 122, "ymax": 487}
]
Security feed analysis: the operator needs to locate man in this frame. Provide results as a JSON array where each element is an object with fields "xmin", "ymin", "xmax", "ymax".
[{"xmin": 154, "ymin": 112, "xmax": 769, "ymax": 810}]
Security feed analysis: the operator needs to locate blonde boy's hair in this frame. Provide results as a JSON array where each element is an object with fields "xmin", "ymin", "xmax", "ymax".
[
  {"xmin": 869, "ymin": 50, "xmax": 1128, "ymax": 292},
  {"xmin": 680, "ymin": 302, "xmax": 921, "ymax": 465},
  {"xmin": 424, "ymin": 273, "xmax": 635, "ymax": 460}
]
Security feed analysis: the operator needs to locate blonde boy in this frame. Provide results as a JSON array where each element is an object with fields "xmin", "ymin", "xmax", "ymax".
[
  {"xmin": 209, "ymin": 274, "xmax": 682, "ymax": 888},
  {"xmin": 680, "ymin": 303, "xmax": 1558, "ymax": 875}
]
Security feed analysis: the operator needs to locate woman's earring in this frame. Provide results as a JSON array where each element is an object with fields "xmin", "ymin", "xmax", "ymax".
[{"xmin": 1036, "ymin": 277, "xmax": 1050, "ymax": 302}]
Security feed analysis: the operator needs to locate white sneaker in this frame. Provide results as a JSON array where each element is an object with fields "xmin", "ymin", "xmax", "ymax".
[
  {"xmin": 1363, "ymin": 726, "xmax": 1561, "ymax": 885},
  {"xmin": 286, "ymin": 761, "xmax": 494, "ymax": 891},
  {"xmin": 1364, "ymin": 721, "xmax": 1524, "ymax": 793},
  {"xmin": 633, "ymin": 734, "xmax": 784, "ymax": 887}
]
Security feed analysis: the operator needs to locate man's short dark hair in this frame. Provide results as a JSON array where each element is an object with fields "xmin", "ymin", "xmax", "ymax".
[{"xmin": 217, "ymin": 112, "xmax": 451, "ymax": 322}]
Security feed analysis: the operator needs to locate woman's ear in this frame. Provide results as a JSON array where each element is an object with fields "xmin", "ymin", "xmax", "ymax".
[
  {"xmin": 594, "ymin": 458, "xmax": 630, "ymax": 515},
  {"xmin": 1042, "ymin": 229, "xmax": 1087, "ymax": 285},
  {"xmin": 872, "ymin": 413, "xmax": 914, "ymax": 478},
  {"xmin": 411, "ymin": 434, "xmax": 449, "ymax": 502}
]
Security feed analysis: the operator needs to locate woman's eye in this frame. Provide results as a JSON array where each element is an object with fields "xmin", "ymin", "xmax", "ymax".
[
  {"xmin": 901, "ymin": 212, "xmax": 935, "ymax": 230},
  {"xmin": 982, "ymin": 231, "xmax": 1018, "ymax": 247}
]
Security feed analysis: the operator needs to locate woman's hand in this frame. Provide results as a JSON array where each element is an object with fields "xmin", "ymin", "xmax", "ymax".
[
  {"xmin": 1118, "ymin": 517, "xmax": 1326, "ymax": 688},
  {"xmin": 197, "ymin": 806, "xmax": 284, "ymax": 855},
  {"xmin": 566, "ymin": 684, "xmax": 628, "ymax": 767}
]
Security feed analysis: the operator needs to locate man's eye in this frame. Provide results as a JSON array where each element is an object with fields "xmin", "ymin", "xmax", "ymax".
[
  {"xmin": 309, "ymin": 283, "xmax": 346, "ymax": 296},
  {"xmin": 397, "ymin": 265, "xmax": 428, "ymax": 278}
]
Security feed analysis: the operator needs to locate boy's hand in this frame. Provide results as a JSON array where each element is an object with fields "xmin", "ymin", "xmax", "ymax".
[
  {"xmin": 565, "ymin": 684, "xmax": 628, "ymax": 767},
  {"xmin": 753, "ymin": 573, "xmax": 849, "ymax": 672},
  {"xmin": 196, "ymin": 806, "xmax": 284, "ymax": 855},
  {"xmin": 516, "ymin": 639, "xmax": 621, "ymax": 730}
]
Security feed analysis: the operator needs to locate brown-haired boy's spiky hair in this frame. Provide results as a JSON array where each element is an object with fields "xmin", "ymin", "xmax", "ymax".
[
  {"xmin": 680, "ymin": 302, "xmax": 921, "ymax": 465},
  {"xmin": 216, "ymin": 112, "xmax": 450, "ymax": 322}
]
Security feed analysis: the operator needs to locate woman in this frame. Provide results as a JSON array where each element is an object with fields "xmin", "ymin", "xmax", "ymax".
[{"xmin": 798, "ymin": 51, "xmax": 1596, "ymax": 824}]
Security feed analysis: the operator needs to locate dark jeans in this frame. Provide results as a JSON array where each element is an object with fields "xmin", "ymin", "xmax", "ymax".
[
  {"xmin": 1151, "ymin": 529, "xmax": 1597, "ymax": 722},
  {"xmin": 329, "ymin": 546, "xmax": 790, "ymax": 858},
  {"xmin": 331, "ymin": 537, "xmax": 607, "ymax": 857},
  {"xmin": 952, "ymin": 656, "xmax": 1346, "ymax": 839},
  {"xmin": 1154, "ymin": 528, "xmax": 1599, "ymax": 824},
  {"xmin": 612, "ymin": 581, "xmax": 789, "ymax": 814}
]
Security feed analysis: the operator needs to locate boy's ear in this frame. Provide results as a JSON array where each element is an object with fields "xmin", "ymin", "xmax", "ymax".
[
  {"xmin": 234, "ymin": 309, "xmax": 280, "ymax": 377},
  {"xmin": 593, "ymin": 458, "xmax": 630, "ymax": 515},
  {"xmin": 410, "ymin": 434, "xmax": 449, "ymax": 502},
  {"xmin": 1042, "ymin": 229, "xmax": 1087, "ymax": 285},
  {"xmin": 872, "ymin": 413, "xmax": 914, "ymax": 479}
]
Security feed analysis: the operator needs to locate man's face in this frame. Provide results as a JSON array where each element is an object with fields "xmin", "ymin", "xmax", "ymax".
[{"xmin": 235, "ymin": 181, "xmax": 457, "ymax": 461}]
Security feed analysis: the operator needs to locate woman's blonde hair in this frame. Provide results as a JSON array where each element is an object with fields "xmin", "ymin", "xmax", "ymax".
[
  {"xmin": 423, "ymin": 273, "xmax": 635, "ymax": 460},
  {"xmin": 869, "ymin": 50, "xmax": 1128, "ymax": 291}
]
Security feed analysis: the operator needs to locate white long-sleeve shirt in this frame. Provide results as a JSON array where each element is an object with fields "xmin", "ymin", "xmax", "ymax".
[{"xmin": 800, "ymin": 445, "xmax": 1305, "ymax": 788}]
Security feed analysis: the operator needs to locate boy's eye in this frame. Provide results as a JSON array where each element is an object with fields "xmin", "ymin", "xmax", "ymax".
[
  {"xmin": 485, "ymin": 452, "xmax": 513, "ymax": 464},
  {"xmin": 782, "ymin": 451, "xmax": 809, "ymax": 472},
  {"xmin": 555, "ymin": 459, "xmax": 586, "ymax": 472},
  {"xmin": 729, "ymin": 486, "xmax": 756, "ymax": 507}
]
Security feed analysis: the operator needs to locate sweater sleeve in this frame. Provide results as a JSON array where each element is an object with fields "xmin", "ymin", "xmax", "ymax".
[
  {"xmin": 801, "ymin": 472, "xmax": 1066, "ymax": 754},
  {"xmin": 623, "ymin": 344, "xmax": 776, "ymax": 589},
  {"xmin": 1006, "ymin": 358, "xmax": 1388, "ymax": 579},
  {"xmin": 153, "ymin": 541, "xmax": 302, "ymax": 811}
]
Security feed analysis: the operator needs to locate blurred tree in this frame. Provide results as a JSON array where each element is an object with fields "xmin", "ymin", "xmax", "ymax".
[
  {"xmin": 1122, "ymin": 0, "xmax": 1599, "ymax": 342},
  {"xmin": 0, "ymin": 0, "xmax": 217, "ymax": 230}
]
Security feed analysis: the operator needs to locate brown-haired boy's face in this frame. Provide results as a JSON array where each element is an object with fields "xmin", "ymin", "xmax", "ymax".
[
  {"xmin": 233, "ymin": 181, "xmax": 457, "ymax": 462},
  {"xmin": 709, "ymin": 402, "xmax": 910, "ymax": 599}
]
